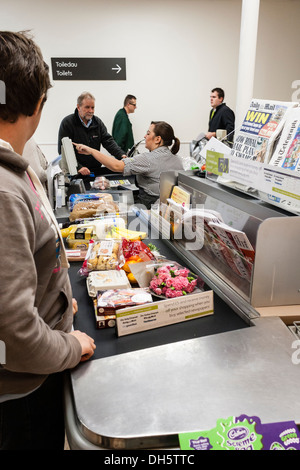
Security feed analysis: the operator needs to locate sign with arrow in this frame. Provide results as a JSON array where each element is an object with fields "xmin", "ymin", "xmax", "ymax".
[{"xmin": 51, "ymin": 58, "xmax": 126, "ymax": 80}]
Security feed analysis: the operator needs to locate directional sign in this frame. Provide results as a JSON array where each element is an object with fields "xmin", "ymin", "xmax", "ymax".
[{"xmin": 51, "ymin": 58, "xmax": 126, "ymax": 81}]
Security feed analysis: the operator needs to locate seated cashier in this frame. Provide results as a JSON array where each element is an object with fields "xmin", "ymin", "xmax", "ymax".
[{"xmin": 73, "ymin": 121, "xmax": 184, "ymax": 209}]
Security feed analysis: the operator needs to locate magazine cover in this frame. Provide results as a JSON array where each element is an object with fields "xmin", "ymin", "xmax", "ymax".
[
  {"xmin": 231, "ymin": 99, "xmax": 298, "ymax": 164},
  {"xmin": 268, "ymin": 106, "xmax": 300, "ymax": 173}
]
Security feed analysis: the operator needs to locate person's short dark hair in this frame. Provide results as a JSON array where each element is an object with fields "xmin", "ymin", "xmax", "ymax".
[
  {"xmin": 151, "ymin": 121, "xmax": 180, "ymax": 155},
  {"xmin": 124, "ymin": 94, "xmax": 136, "ymax": 106},
  {"xmin": 0, "ymin": 30, "xmax": 51, "ymax": 123},
  {"xmin": 211, "ymin": 87, "xmax": 225, "ymax": 100}
]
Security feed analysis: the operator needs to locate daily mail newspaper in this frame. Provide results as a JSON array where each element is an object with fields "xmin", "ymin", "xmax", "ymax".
[
  {"xmin": 268, "ymin": 106, "xmax": 300, "ymax": 174},
  {"xmin": 231, "ymin": 99, "xmax": 298, "ymax": 164}
]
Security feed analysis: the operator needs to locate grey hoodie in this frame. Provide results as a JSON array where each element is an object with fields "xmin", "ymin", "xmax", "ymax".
[{"xmin": 0, "ymin": 145, "xmax": 82, "ymax": 396}]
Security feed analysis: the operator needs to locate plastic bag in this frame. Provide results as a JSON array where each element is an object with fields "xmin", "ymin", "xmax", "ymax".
[
  {"xmin": 69, "ymin": 193, "xmax": 119, "ymax": 221},
  {"xmin": 84, "ymin": 239, "xmax": 125, "ymax": 272},
  {"xmin": 91, "ymin": 176, "xmax": 111, "ymax": 190},
  {"xmin": 181, "ymin": 157, "xmax": 200, "ymax": 170},
  {"xmin": 122, "ymin": 239, "xmax": 155, "ymax": 262}
]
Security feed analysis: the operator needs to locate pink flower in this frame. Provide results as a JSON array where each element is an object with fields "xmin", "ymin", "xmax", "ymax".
[
  {"xmin": 172, "ymin": 276, "xmax": 189, "ymax": 290},
  {"xmin": 174, "ymin": 268, "xmax": 190, "ymax": 277},
  {"xmin": 157, "ymin": 266, "xmax": 171, "ymax": 275},
  {"xmin": 149, "ymin": 278, "xmax": 159, "ymax": 289},
  {"xmin": 153, "ymin": 287, "xmax": 162, "ymax": 295},
  {"xmin": 184, "ymin": 283, "xmax": 194, "ymax": 293},
  {"xmin": 149, "ymin": 264, "xmax": 199, "ymax": 297},
  {"xmin": 157, "ymin": 272, "xmax": 171, "ymax": 282},
  {"xmin": 165, "ymin": 288, "xmax": 183, "ymax": 298}
]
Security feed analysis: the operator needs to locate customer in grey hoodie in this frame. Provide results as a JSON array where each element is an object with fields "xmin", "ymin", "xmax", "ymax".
[{"xmin": 0, "ymin": 30, "xmax": 96, "ymax": 450}]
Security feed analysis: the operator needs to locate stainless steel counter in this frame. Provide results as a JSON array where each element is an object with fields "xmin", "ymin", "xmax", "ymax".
[{"xmin": 64, "ymin": 316, "xmax": 300, "ymax": 450}]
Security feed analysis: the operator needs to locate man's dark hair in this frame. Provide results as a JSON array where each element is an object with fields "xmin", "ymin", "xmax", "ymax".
[
  {"xmin": 0, "ymin": 31, "xmax": 51, "ymax": 123},
  {"xmin": 124, "ymin": 94, "xmax": 136, "ymax": 106},
  {"xmin": 211, "ymin": 87, "xmax": 225, "ymax": 100}
]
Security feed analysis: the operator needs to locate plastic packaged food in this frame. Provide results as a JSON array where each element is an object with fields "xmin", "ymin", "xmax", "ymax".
[
  {"xmin": 95, "ymin": 217, "xmax": 126, "ymax": 239},
  {"xmin": 96, "ymin": 288, "xmax": 153, "ymax": 314},
  {"xmin": 66, "ymin": 238, "xmax": 91, "ymax": 249},
  {"xmin": 69, "ymin": 193, "xmax": 119, "ymax": 221},
  {"xmin": 86, "ymin": 270, "xmax": 130, "ymax": 297},
  {"xmin": 69, "ymin": 193, "xmax": 111, "ymax": 210},
  {"xmin": 67, "ymin": 226, "xmax": 94, "ymax": 240},
  {"xmin": 85, "ymin": 239, "xmax": 125, "ymax": 271},
  {"xmin": 91, "ymin": 176, "xmax": 111, "ymax": 190}
]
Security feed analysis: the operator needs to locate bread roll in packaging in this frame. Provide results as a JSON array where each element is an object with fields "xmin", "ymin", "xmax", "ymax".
[
  {"xmin": 86, "ymin": 239, "xmax": 125, "ymax": 272},
  {"xmin": 69, "ymin": 193, "xmax": 119, "ymax": 221}
]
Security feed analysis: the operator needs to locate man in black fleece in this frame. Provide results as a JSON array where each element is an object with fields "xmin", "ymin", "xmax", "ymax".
[
  {"xmin": 205, "ymin": 87, "xmax": 235, "ymax": 144},
  {"xmin": 58, "ymin": 92, "xmax": 126, "ymax": 176}
]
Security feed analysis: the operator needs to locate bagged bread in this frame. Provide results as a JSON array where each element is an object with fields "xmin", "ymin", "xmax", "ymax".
[{"xmin": 69, "ymin": 194, "xmax": 119, "ymax": 221}]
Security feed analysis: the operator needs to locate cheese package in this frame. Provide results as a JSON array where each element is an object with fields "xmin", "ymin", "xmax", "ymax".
[
  {"xmin": 66, "ymin": 226, "xmax": 95, "ymax": 249},
  {"xmin": 86, "ymin": 270, "xmax": 130, "ymax": 297},
  {"xmin": 68, "ymin": 226, "xmax": 94, "ymax": 240},
  {"xmin": 66, "ymin": 238, "xmax": 91, "ymax": 249}
]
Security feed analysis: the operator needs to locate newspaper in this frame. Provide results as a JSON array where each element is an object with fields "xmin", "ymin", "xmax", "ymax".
[
  {"xmin": 181, "ymin": 209, "xmax": 254, "ymax": 281},
  {"xmin": 268, "ymin": 106, "xmax": 300, "ymax": 173},
  {"xmin": 231, "ymin": 99, "xmax": 298, "ymax": 164},
  {"xmin": 180, "ymin": 208, "xmax": 224, "ymax": 252},
  {"xmin": 208, "ymin": 221, "xmax": 254, "ymax": 281}
]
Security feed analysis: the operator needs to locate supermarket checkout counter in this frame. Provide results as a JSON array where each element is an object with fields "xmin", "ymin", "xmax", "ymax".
[{"xmin": 61, "ymin": 210, "xmax": 300, "ymax": 450}]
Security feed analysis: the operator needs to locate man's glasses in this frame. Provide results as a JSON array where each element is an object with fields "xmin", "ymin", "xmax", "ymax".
[{"xmin": 129, "ymin": 102, "xmax": 137, "ymax": 107}]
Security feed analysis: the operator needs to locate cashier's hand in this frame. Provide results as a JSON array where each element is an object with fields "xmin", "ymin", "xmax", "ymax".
[
  {"xmin": 70, "ymin": 330, "xmax": 96, "ymax": 362},
  {"xmin": 73, "ymin": 142, "xmax": 91, "ymax": 155}
]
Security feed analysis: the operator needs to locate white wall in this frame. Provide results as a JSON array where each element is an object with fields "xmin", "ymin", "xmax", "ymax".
[
  {"xmin": 2, "ymin": 0, "xmax": 300, "ymax": 161},
  {"xmin": 254, "ymin": 0, "xmax": 300, "ymax": 103}
]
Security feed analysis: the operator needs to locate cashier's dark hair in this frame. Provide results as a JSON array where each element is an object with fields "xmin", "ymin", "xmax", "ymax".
[
  {"xmin": 0, "ymin": 30, "xmax": 51, "ymax": 123},
  {"xmin": 151, "ymin": 121, "xmax": 180, "ymax": 155}
]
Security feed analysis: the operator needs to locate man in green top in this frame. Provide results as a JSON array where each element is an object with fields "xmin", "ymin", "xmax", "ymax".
[{"xmin": 112, "ymin": 94, "xmax": 137, "ymax": 154}]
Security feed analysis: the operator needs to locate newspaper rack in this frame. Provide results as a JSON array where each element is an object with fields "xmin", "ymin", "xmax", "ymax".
[{"xmin": 155, "ymin": 170, "xmax": 300, "ymax": 324}]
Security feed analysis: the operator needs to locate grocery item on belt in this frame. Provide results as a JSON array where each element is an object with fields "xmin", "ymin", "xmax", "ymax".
[
  {"xmin": 86, "ymin": 270, "xmax": 130, "ymax": 297},
  {"xmin": 96, "ymin": 288, "xmax": 153, "ymax": 314},
  {"xmin": 69, "ymin": 193, "xmax": 119, "ymax": 221},
  {"xmin": 91, "ymin": 176, "xmax": 111, "ymax": 190},
  {"xmin": 86, "ymin": 239, "xmax": 125, "ymax": 271}
]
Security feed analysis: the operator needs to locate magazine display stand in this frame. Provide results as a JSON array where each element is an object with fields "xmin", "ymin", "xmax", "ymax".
[
  {"xmin": 157, "ymin": 171, "xmax": 300, "ymax": 324},
  {"xmin": 203, "ymin": 99, "xmax": 300, "ymax": 215}
]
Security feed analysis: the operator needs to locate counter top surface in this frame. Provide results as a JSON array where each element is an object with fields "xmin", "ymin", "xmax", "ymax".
[{"xmin": 69, "ymin": 316, "xmax": 299, "ymax": 449}]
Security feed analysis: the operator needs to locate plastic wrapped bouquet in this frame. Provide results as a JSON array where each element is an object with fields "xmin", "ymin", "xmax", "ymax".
[{"xmin": 149, "ymin": 264, "xmax": 199, "ymax": 298}]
